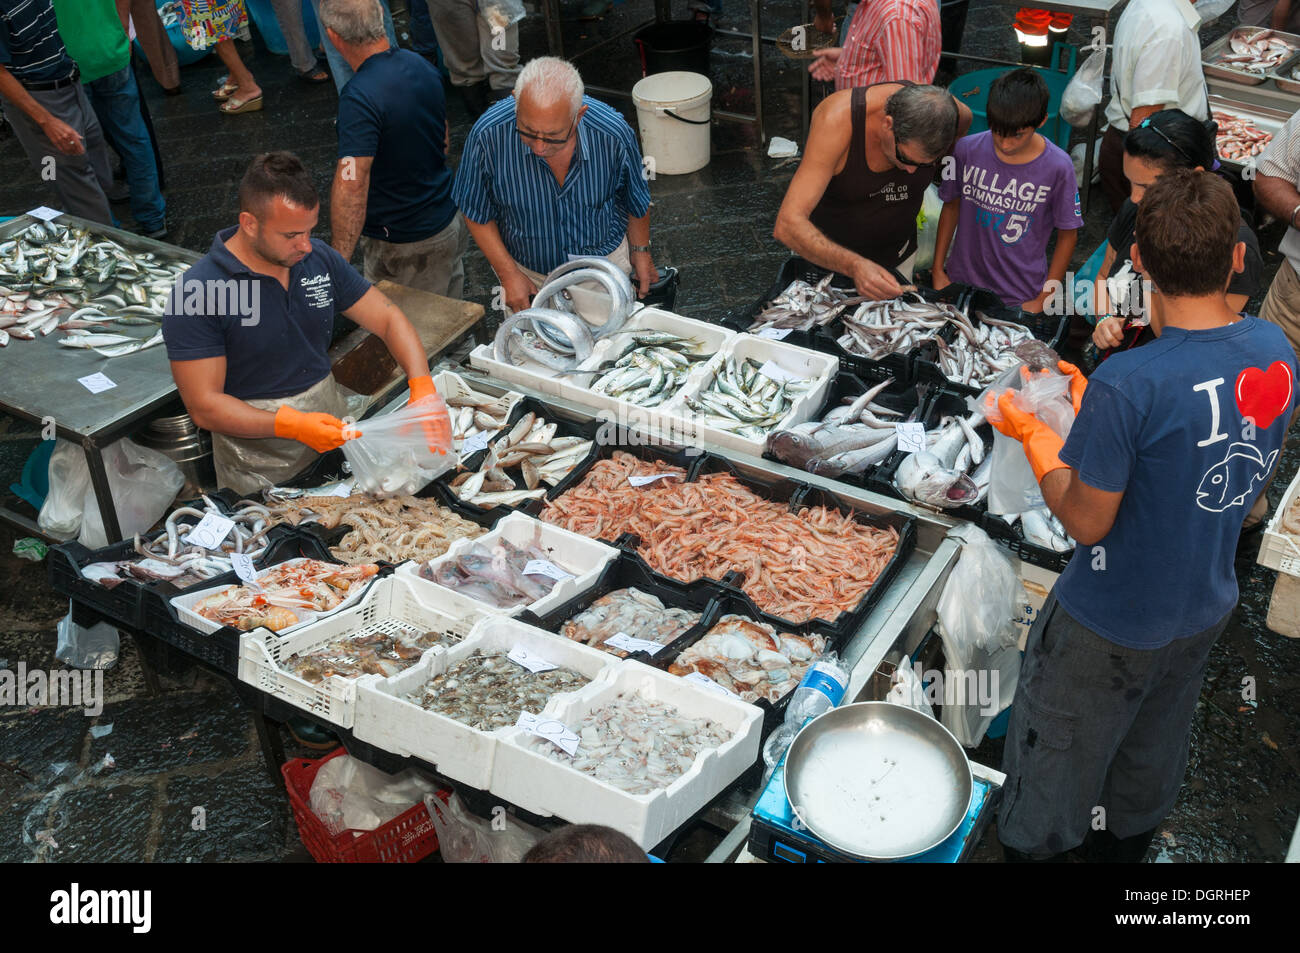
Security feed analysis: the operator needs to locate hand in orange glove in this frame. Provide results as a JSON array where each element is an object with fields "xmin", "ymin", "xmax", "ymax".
[
  {"xmin": 989, "ymin": 391, "xmax": 1069, "ymax": 483},
  {"xmin": 1056, "ymin": 359, "xmax": 1087, "ymax": 414},
  {"xmin": 274, "ymin": 406, "xmax": 357, "ymax": 453},
  {"xmin": 406, "ymin": 375, "xmax": 452, "ymax": 456}
]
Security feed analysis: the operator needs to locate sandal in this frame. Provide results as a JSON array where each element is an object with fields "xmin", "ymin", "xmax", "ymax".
[
  {"xmin": 219, "ymin": 93, "xmax": 264, "ymax": 114},
  {"xmin": 295, "ymin": 63, "xmax": 330, "ymax": 84},
  {"xmin": 212, "ymin": 76, "xmax": 238, "ymax": 101}
]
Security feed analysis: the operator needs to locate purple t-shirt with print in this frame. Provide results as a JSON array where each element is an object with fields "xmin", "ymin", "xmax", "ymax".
[{"xmin": 937, "ymin": 131, "xmax": 1082, "ymax": 306}]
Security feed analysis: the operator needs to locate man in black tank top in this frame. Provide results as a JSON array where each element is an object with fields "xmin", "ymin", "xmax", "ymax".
[{"xmin": 774, "ymin": 83, "xmax": 971, "ymax": 298}]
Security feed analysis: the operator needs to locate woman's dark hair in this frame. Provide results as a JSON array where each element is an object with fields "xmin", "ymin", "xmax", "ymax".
[
  {"xmin": 238, "ymin": 151, "xmax": 319, "ymax": 218},
  {"xmin": 1123, "ymin": 108, "xmax": 1218, "ymax": 172},
  {"xmin": 987, "ymin": 69, "xmax": 1049, "ymax": 137}
]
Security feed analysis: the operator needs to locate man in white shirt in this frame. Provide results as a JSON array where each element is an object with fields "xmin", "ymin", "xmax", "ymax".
[{"xmin": 1099, "ymin": 0, "xmax": 1208, "ymax": 211}]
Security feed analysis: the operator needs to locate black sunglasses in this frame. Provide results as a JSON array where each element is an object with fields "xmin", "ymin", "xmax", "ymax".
[
  {"xmin": 894, "ymin": 139, "xmax": 936, "ymax": 169},
  {"xmin": 1139, "ymin": 116, "xmax": 1196, "ymax": 166},
  {"xmin": 516, "ymin": 119, "xmax": 576, "ymax": 147}
]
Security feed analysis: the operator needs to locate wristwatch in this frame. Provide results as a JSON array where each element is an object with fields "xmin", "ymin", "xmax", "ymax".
[
  {"xmin": 1291, "ymin": 204, "xmax": 1300, "ymax": 229},
  {"xmin": 628, "ymin": 243, "xmax": 651, "ymax": 254}
]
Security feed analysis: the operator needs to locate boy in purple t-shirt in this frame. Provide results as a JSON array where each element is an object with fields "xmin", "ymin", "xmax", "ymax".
[{"xmin": 932, "ymin": 69, "xmax": 1082, "ymax": 314}]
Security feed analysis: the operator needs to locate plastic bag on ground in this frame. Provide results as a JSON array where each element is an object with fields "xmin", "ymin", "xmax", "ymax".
[
  {"xmin": 55, "ymin": 606, "xmax": 120, "ymax": 670},
  {"xmin": 1061, "ymin": 50, "xmax": 1104, "ymax": 129},
  {"xmin": 308, "ymin": 753, "xmax": 440, "ymax": 837},
  {"xmin": 423, "ymin": 791, "xmax": 545, "ymax": 863},
  {"xmin": 37, "ymin": 440, "xmax": 92, "ymax": 540},
  {"xmin": 341, "ymin": 394, "xmax": 455, "ymax": 497}
]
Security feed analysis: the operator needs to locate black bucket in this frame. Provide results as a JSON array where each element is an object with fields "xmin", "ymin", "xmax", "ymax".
[{"xmin": 634, "ymin": 21, "xmax": 712, "ymax": 77}]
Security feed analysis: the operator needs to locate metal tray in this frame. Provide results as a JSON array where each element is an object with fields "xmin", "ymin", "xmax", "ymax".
[
  {"xmin": 1208, "ymin": 94, "xmax": 1293, "ymax": 171},
  {"xmin": 1202, "ymin": 27, "xmax": 1300, "ymax": 87}
]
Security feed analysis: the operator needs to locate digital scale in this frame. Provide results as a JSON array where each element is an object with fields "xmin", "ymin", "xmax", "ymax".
[{"xmin": 748, "ymin": 756, "xmax": 997, "ymax": 864}]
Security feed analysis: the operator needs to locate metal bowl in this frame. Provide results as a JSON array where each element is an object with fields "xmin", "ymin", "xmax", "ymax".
[{"xmin": 784, "ymin": 702, "xmax": 973, "ymax": 861}]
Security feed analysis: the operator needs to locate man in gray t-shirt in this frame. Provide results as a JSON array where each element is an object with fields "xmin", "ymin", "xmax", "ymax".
[{"xmin": 1238, "ymin": 0, "xmax": 1300, "ymax": 37}]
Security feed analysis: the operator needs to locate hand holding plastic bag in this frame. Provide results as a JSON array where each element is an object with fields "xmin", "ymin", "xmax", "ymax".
[
  {"xmin": 404, "ymin": 376, "xmax": 453, "ymax": 457},
  {"xmin": 341, "ymin": 396, "xmax": 455, "ymax": 496},
  {"xmin": 274, "ymin": 406, "xmax": 354, "ymax": 453}
]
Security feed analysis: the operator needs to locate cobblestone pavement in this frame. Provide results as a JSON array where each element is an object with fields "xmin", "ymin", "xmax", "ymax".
[{"xmin": 0, "ymin": 0, "xmax": 1296, "ymax": 863}]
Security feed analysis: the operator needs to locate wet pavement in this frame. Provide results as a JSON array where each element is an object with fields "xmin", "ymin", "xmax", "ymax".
[{"xmin": 0, "ymin": 1, "xmax": 1297, "ymax": 863}]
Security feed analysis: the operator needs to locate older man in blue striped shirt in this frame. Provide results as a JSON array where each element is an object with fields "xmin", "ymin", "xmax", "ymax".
[{"xmin": 453, "ymin": 56, "xmax": 655, "ymax": 314}]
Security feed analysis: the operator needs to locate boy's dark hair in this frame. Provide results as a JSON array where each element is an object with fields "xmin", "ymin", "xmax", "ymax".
[
  {"xmin": 986, "ymin": 69, "xmax": 1048, "ymax": 137},
  {"xmin": 1135, "ymin": 169, "xmax": 1238, "ymax": 297},
  {"xmin": 1123, "ymin": 108, "xmax": 1218, "ymax": 173},
  {"xmin": 238, "ymin": 152, "xmax": 319, "ymax": 218},
  {"xmin": 521, "ymin": 824, "xmax": 650, "ymax": 863}
]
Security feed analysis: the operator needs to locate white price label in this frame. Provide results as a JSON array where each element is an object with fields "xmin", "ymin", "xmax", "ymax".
[
  {"xmin": 461, "ymin": 431, "xmax": 491, "ymax": 455},
  {"xmin": 78, "ymin": 372, "xmax": 117, "ymax": 394},
  {"xmin": 516, "ymin": 712, "xmax": 580, "ymax": 756},
  {"xmin": 184, "ymin": 512, "xmax": 236, "ymax": 551},
  {"xmin": 230, "ymin": 552, "xmax": 258, "ymax": 583},
  {"xmin": 895, "ymin": 422, "xmax": 927, "ymax": 453},
  {"xmin": 756, "ymin": 327, "xmax": 793, "ymax": 340},
  {"xmin": 522, "ymin": 559, "xmax": 572, "ymax": 582},
  {"xmin": 27, "ymin": 206, "xmax": 63, "ymax": 222},
  {"xmin": 683, "ymin": 671, "xmax": 740, "ymax": 699},
  {"xmin": 508, "ymin": 646, "xmax": 559, "ymax": 673},
  {"xmin": 627, "ymin": 472, "xmax": 680, "ymax": 487},
  {"xmin": 604, "ymin": 631, "xmax": 667, "ymax": 656},
  {"xmin": 329, "ymin": 481, "xmax": 354, "ymax": 498},
  {"xmin": 758, "ymin": 360, "xmax": 803, "ymax": 385}
]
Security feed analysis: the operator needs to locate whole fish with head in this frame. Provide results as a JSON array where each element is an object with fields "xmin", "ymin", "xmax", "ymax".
[{"xmin": 748, "ymin": 275, "xmax": 866, "ymax": 333}]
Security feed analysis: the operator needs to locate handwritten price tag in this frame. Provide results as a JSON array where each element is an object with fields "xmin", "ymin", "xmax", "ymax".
[
  {"xmin": 329, "ymin": 481, "xmax": 355, "ymax": 498},
  {"xmin": 758, "ymin": 360, "xmax": 803, "ymax": 385},
  {"xmin": 895, "ymin": 422, "xmax": 926, "ymax": 453},
  {"xmin": 756, "ymin": 327, "xmax": 793, "ymax": 340},
  {"xmin": 683, "ymin": 671, "xmax": 740, "ymax": 699},
  {"xmin": 517, "ymin": 712, "xmax": 580, "ymax": 756},
  {"xmin": 461, "ymin": 431, "xmax": 491, "ymax": 455},
  {"xmin": 604, "ymin": 631, "xmax": 667, "ymax": 656},
  {"xmin": 184, "ymin": 512, "xmax": 235, "ymax": 551},
  {"xmin": 523, "ymin": 559, "xmax": 572, "ymax": 582},
  {"xmin": 230, "ymin": 553, "xmax": 258, "ymax": 584},
  {"xmin": 627, "ymin": 472, "xmax": 680, "ymax": 487},
  {"xmin": 78, "ymin": 372, "xmax": 117, "ymax": 394},
  {"xmin": 507, "ymin": 646, "xmax": 559, "ymax": 673},
  {"xmin": 27, "ymin": 206, "xmax": 63, "ymax": 222}
]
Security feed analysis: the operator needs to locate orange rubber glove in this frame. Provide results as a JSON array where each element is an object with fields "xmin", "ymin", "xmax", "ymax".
[
  {"xmin": 406, "ymin": 376, "xmax": 452, "ymax": 456},
  {"xmin": 273, "ymin": 406, "xmax": 355, "ymax": 453},
  {"xmin": 408, "ymin": 375, "xmax": 436, "ymax": 404},
  {"xmin": 1056, "ymin": 360, "xmax": 1087, "ymax": 414},
  {"xmin": 990, "ymin": 391, "xmax": 1069, "ymax": 483}
]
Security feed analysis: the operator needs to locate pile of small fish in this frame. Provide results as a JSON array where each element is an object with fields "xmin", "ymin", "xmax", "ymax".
[
  {"xmin": 541, "ymin": 452, "xmax": 901, "ymax": 623},
  {"xmin": 79, "ymin": 497, "xmax": 272, "ymax": 590},
  {"xmin": 446, "ymin": 388, "xmax": 515, "ymax": 456},
  {"xmin": 768, "ymin": 377, "xmax": 907, "ymax": 479},
  {"xmin": 287, "ymin": 627, "xmax": 460, "ymax": 684},
  {"xmin": 192, "ymin": 560, "xmax": 378, "ymax": 632},
  {"xmin": 448, "ymin": 411, "xmax": 594, "ymax": 508},
  {"xmin": 589, "ymin": 331, "xmax": 709, "ymax": 408},
  {"xmin": 407, "ymin": 652, "xmax": 590, "ymax": 731},
  {"xmin": 530, "ymin": 693, "xmax": 732, "ymax": 795},
  {"xmin": 1212, "ymin": 28, "xmax": 1297, "ymax": 73},
  {"xmin": 261, "ymin": 492, "xmax": 484, "ymax": 564},
  {"xmin": 931, "ymin": 315, "xmax": 1034, "ymax": 388},
  {"xmin": 837, "ymin": 294, "xmax": 953, "ymax": 362},
  {"xmin": 682, "ymin": 354, "xmax": 814, "ymax": 439},
  {"xmin": 893, "ymin": 411, "xmax": 989, "ymax": 509},
  {"xmin": 0, "ymin": 221, "xmax": 187, "ymax": 354},
  {"xmin": 999, "ymin": 507, "xmax": 1074, "ymax": 553},
  {"xmin": 669, "ymin": 615, "xmax": 826, "ymax": 704},
  {"xmin": 418, "ymin": 539, "xmax": 571, "ymax": 609},
  {"xmin": 748, "ymin": 275, "xmax": 862, "ymax": 334},
  {"xmin": 559, "ymin": 587, "xmax": 701, "ymax": 657},
  {"xmin": 1214, "ymin": 111, "xmax": 1274, "ymax": 162}
]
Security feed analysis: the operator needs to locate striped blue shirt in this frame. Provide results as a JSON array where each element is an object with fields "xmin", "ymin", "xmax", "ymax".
[
  {"xmin": 0, "ymin": 0, "xmax": 75, "ymax": 84},
  {"xmin": 453, "ymin": 95, "xmax": 652, "ymax": 274}
]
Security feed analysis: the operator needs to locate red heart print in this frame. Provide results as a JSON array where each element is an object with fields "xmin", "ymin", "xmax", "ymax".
[{"xmin": 1235, "ymin": 361, "xmax": 1294, "ymax": 429}]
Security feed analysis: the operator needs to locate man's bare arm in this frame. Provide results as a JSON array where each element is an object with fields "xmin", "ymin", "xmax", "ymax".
[
  {"xmin": 342, "ymin": 286, "xmax": 429, "ymax": 381},
  {"xmin": 171, "ymin": 358, "xmax": 278, "ymax": 438},
  {"xmin": 330, "ymin": 155, "xmax": 373, "ymax": 261},
  {"xmin": 1039, "ymin": 468, "xmax": 1124, "ymax": 546}
]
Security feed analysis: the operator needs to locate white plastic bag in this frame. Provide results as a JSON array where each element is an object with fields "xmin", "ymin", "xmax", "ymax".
[
  {"xmin": 1061, "ymin": 50, "xmax": 1104, "ymax": 129},
  {"xmin": 308, "ymin": 754, "xmax": 439, "ymax": 837},
  {"xmin": 38, "ymin": 440, "xmax": 92, "ymax": 540},
  {"xmin": 78, "ymin": 439, "xmax": 184, "ymax": 549},
  {"xmin": 913, "ymin": 184, "xmax": 945, "ymax": 272},
  {"xmin": 341, "ymin": 395, "xmax": 455, "ymax": 496},
  {"xmin": 424, "ymin": 791, "xmax": 544, "ymax": 863},
  {"xmin": 886, "ymin": 662, "xmax": 934, "ymax": 718},
  {"xmin": 55, "ymin": 604, "xmax": 120, "ymax": 670}
]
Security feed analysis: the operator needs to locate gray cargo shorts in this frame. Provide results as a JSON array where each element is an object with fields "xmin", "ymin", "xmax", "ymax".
[{"xmin": 997, "ymin": 592, "xmax": 1230, "ymax": 858}]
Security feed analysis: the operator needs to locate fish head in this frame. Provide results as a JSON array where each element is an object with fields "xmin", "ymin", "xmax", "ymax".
[{"xmin": 766, "ymin": 429, "xmax": 818, "ymax": 467}]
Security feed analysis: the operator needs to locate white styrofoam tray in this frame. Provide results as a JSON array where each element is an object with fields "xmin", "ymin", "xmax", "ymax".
[
  {"xmin": 236, "ymin": 574, "xmax": 476, "ymax": 728},
  {"xmin": 433, "ymin": 369, "xmax": 525, "ymax": 457},
  {"xmin": 1259, "ymin": 467, "xmax": 1300, "ymax": 578},
  {"xmin": 400, "ymin": 511, "xmax": 618, "ymax": 618},
  {"xmin": 490, "ymin": 660, "xmax": 763, "ymax": 850},
  {"xmin": 353, "ymin": 615, "xmax": 617, "ymax": 789},
  {"xmin": 171, "ymin": 558, "xmax": 377, "ymax": 636}
]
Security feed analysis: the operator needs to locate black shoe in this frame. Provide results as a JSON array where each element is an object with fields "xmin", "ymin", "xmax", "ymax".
[
  {"xmin": 457, "ymin": 79, "xmax": 491, "ymax": 120},
  {"xmin": 138, "ymin": 224, "xmax": 168, "ymax": 241},
  {"xmin": 105, "ymin": 181, "xmax": 130, "ymax": 202},
  {"xmin": 1077, "ymin": 827, "xmax": 1157, "ymax": 863}
]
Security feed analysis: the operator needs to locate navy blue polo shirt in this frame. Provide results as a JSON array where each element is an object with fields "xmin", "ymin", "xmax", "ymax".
[
  {"xmin": 337, "ymin": 47, "xmax": 456, "ymax": 243},
  {"xmin": 162, "ymin": 227, "xmax": 371, "ymax": 401},
  {"xmin": 0, "ymin": 0, "xmax": 77, "ymax": 84}
]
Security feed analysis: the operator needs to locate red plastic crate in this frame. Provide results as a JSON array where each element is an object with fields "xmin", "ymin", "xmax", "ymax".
[{"xmin": 282, "ymin": 748, "xmax": 447, "ymax": 863}]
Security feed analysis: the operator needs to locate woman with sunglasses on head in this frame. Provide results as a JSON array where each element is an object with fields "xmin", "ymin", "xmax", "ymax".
[{"xmin": 1092, "ymin": 109, "xmax": 1263, "ymax": 359}]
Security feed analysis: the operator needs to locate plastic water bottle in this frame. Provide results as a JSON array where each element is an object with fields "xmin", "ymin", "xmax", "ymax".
[{"xmin": 762, "ymin": 652, "xmax": 850, "ymax": 779}]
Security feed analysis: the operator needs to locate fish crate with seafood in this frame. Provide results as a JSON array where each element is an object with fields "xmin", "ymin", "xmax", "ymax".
[
  {"xmin": 489, "ymin": 660, "xmax": 763, "ymax": 850},
  {"xmin": 723, "ymin": 255, "xmax": 864, "ymax": 352},
  {"xmin": 400, "ymin": 511, "xmax": 620, "ymax": 619},
  {"xmin": 1208, "ymin": 96, "xmax": 1292, "ymax": 171},
  {"xmin": 237, "ymin": 574, "xmax": 480, "ymax": 728},
  {"xmin": 1202, "ymin": 27, "xmax": 1300, "ymax": 86},
  {"xmin": 353, "ymin": 615, "xmax": 617, "ymax": 789},
  {"xmin": 517, "ymin": 549, "xmax": 718, "ymax": 662},
  {"xmin": 1259, "ymin": 467, "xmax": 1300, "ymax": 576},
  {"xmin": 434, "ymin": 369, "xmax": 525, "ymax": 463},
  {"xmin": 981, "ymin": 512, "xmax": 1074, "ymax": 573}
]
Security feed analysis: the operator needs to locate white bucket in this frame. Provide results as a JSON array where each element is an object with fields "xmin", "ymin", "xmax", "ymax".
[{"xmin": 632, "ymin": 71, "xmax": 712, "ymax": 176}]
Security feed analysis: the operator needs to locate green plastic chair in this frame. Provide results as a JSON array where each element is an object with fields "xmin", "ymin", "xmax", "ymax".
[{"xmin": 947, "ymin": 42, "xmax": 1078, "ymax": 151}]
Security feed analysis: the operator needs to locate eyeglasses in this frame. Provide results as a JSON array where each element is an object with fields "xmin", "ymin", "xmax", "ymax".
[
  {"xmin": 1139, "ymin": 116, "xmax": 1196, "ymax": 166},
  {"xmin": 894, "ymin": 139, "xmax": 936, "ymax": 169},
  {"xmin": 516, "ymin": 119, "xmax": 576, "ymax": 147}
]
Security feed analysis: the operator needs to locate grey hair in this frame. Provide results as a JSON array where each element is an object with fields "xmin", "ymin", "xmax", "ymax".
[
  {"xmin": 318, "ymin": 0, "xmax": 387, "ymax": 45},
  {"xmin": 514, "ymin": 57, "xmax": 585, "ymax": 116},
  {"xmin": 886, "ymin": 85, "xmax": 959, "ymax": 161}
]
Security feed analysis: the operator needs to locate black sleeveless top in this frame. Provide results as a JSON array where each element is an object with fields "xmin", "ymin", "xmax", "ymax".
[{"xmin": 808, "ymin": 84, "xmax": 935, "ymax": 269}]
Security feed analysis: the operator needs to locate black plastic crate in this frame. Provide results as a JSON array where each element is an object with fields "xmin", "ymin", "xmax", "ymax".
[
  {"xmin": 980, "ymin": 511, "xmax": 1075, "ymax": 574},
  {"xmin": 722, "ymin": 255, "xmax": 861, "ymax": 352}
]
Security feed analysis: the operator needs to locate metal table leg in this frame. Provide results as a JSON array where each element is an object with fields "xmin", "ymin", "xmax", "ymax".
[
  {"xmin": 251, "ymin": 711, "xmax": 287, "ymax": 790},
  {"xmin": 82, "ymin": 437, "xmax": 123, "ymax": 545},
  {"xmin": 751, "ymin": 0, "xmax": 765, "ymax": 143}
]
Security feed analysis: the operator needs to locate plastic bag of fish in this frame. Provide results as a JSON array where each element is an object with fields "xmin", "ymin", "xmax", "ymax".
[
  {"xmin": 559, "ymin": 586, "xmax": 701, "ymax": 657},
  {"xmin": 288, "ymin": 626, "xmax": 461, "ymax": 684},
  {"xmin": 405, "ymin": 651, "xmax": 591, "ymax": 731},
  {"xmin": 668, "ymin": 615, "xmax": 827, "ymax": 705},
  {"xmin": 418, "ymin": 539, "xmax": 574, "ymax": 609}
]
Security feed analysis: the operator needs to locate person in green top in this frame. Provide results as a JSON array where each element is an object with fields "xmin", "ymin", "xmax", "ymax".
[{"xmin": 52, "ymin": 0, "xmax": 166, "ymax": 237}]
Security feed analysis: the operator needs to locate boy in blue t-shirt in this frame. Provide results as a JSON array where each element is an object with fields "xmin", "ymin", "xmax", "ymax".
[{"xmin": 989, "ymin": 169, "xmax": 1297, "ymax": 862}]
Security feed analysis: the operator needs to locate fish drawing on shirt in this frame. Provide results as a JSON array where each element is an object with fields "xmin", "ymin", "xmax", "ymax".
[{"xmin": 1195, "ymin": 442, "xmax": 1279, "ymax": 513}]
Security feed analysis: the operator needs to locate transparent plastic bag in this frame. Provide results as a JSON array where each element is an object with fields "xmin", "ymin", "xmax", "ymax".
[
  {"xmin": 1061, "ymin": 50, "xmax": 1104, "ymax": 129},
  {"xmin": 423, "ymin": 792, "xmax": 544, "ymax": 863},
  {"xmin": 308, "ymin": 754, "xmax": 439, "ymax": 837},
  {"xmin": 341, "ymin": 395, "xmax": 454, "ymax": 497},
  {"xmin": 982, "ymin": 366, "xmax": 1077, "ymax": 515},
  {"xmin": 936, "ymin": 524, "xmax": 1023, "ymax": 655},
  {"xmin": 55, "ymin": 605, "xmax": 120, "ymax": 670},
  {"xmin": 885, "ymin": 661, "xmax": 934, "ymax": 718},
  {"xmin": 37, "ymin": 440, "xmax": 92, "ymax": 540},
  {"xmin": 78, "ymin": 439, "xmax": 185, "ymax": 548},
  {"xmin": 913, "ymin": 184, "xmax": 944, "ymax": 272}
]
